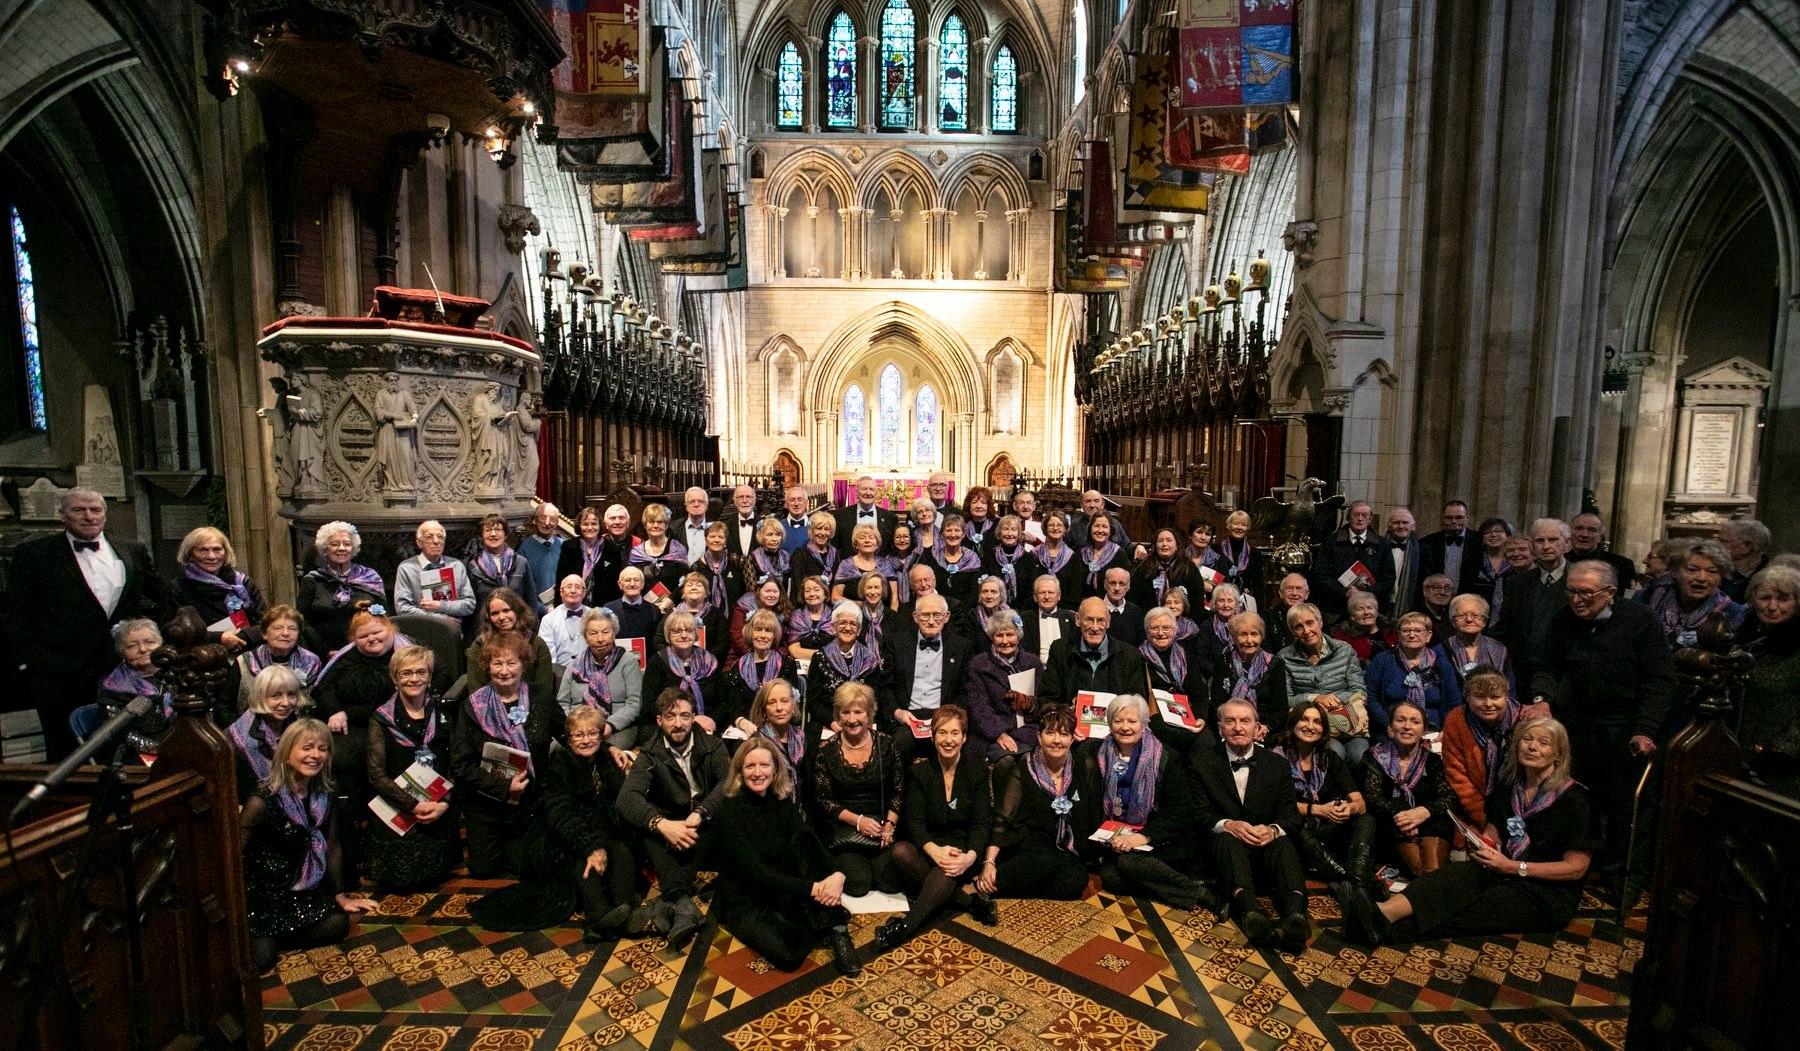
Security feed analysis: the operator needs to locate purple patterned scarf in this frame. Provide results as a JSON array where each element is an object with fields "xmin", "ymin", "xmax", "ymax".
[
  {"xmin": 309, "ymin": 562, "xmax": 385, "ymax": 605},
  {"xmin": 1081, "ymin": 542, "xmax": 1120, "ymax": 590},
  {"xmin": 228, "ymin": 711, "xmax": 285, "ymax": 782},
  {"xmin": 990, "ymin": 544, "xmax": 1030, "ymax": 600},
  {"xmin": 375, "ymin": 693, "xmax": 441, "ymax": 755},
  {"xmin": 664, "ymin": 646, "xmax": 719, "ymax": 714},
  {"xmin": 1504, "ymin": 777, "xmax": 1574, "ymax": 860},
  {"xmin": 701, "ymin": 550, "xmax": 731, "ymax": 607},
  {"xmin": 788, "ymin": 605, "xmax": 829, "ymax": 640},
  {"xmin": 630, "ymin": 538, "xmax": 687, "ymax": 573},
  {"xmin": 737, "ymin": 649, "xmax": 786, "ymax": 690},
  {"xmin": 1026, "ymin": 751, "xmax": 1079, "ymax": 853},
  {"xmin": 936, "ymin": 546, "xmax": 982, "ymax": 578},
  {"xmin": 246, "ymin": 644, "xmax": 322, "ymax": 685},
  {"xmin": 1647, "ymin": 584, "xmax": 1738, "ymax": 640},
  {"xmin": 1371, "ymin": 738, "xmax": 1427, "ymax": 807},
  {"xmin": 569, "ymin": 647, "xmax": 622, "ymax": 712},
  {"xmin": 1402, "ymin": 647, "xmax": 1439, "ymax": 706},
  {"xmin": 1038, "ymin": 541, "xmax": 1074, "ymax": 574},
  {"xmin": 751, "ymin": 547, "xmax": 790, "ymax": 580},
  {"xmin": 1099, "ymin": 732, "xmax": 1162, "ymax": 826},
  {"xmin": 579, "ymin": 538, "xmax": 604, "ymax": 579},
  {"xmin": 467, "ymin": 684, "xmax": 533, "ymax": 774},
  {"xmin": 1450, "ymin": 635, "xmax": 1509, "ymax": 678},
  {"xmin": 1469, "ymin": 700, "xmax": 1521, "ymax": 794},
  {"xmin": 102, "ymin": 663, "xmax": 172, "ymax": 717},
  {"xmin": 1275, "ymin": 745, "xmax": 1329, "ymax": 802},
  {"xmin": 183, "ymin": 562, "xmax": 253, "ymax": 613},
  {"xmin": 803, "ymin": 542, "xmax": 840, "ymax": 577},
  {"xmin": 475, "ymin": 546, "xmax": 518, "ymax": 582},
  {"xmin": 1228, "ymin": 650, "xmax": 1273, "ymax": 702},
  {"xmin": 1220, "ymin": 539, "xmax": 1252, "ymax": 577},
  {"xmin": 822, "ymin": 641, "xmax": 880, "ymax": 681},
  {"xmin": 1139, "ymin": 640, "xmax": 1188, "ymax": 689},
  {"xmin": 760, "ymin": 722, "xmax": 805, "ymax": 768},
  {"xmin": 274, "ymin": 783, "xmax": 330, "ymax": 891}
]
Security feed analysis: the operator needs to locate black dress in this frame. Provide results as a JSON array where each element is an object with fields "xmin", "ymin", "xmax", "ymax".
[
  {"xmin": 448, "ymin": 686, "xmax": 563, "ymax": 878},
  {"xmin": 710, "ymin": 788, "xmax": 848, "ymax": 971},
  {"xmin": 1361, "ymin": 745, "xmax": 1454, "ymax": 853},
  {"xmin": 1394, "ymin": 780, "xmax": 1597, "ymax": 939},
  {"xmin": 241, "ymin": 785, "xmax": 344, "ymax": 943},
  {"xmin": 312, "ymin": 646, "xmax": 396, "ymax": 806},
  {"xmin": 296, "ymin": 564, "xmax": 388, "ymax": 654},
  {"xmin": 365, "ymin": 698, "xmax": 461, "ymax": 889},
  {"xmin": 469, "ymin": 743, "xmax": 637, "ymax": 931},
  {"xmin": 988, "ymin": 752, "xmax": 1099, "ymax": 899},
  {"xmin": 810, "ymin": 731, "xmax": 904, "ymax": 896}
]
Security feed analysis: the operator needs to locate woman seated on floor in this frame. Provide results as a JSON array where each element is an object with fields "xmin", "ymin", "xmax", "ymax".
[
  {"xmin": 1334, "ymin": 717, "xmax": 1595, "ymax": 945},
  {"xmin": 450, "ymin": 631, "xmax": 564, "ymax": 878},
  {"xmin": 469, "ymin": 706, "xmax": 639, "ymax": 942},
  {"xmin": 240, "ymin": 718, "xmax": 378, "ymax": 972},
  {"xmin": 1362, "ymin": 699, "xmax": 1454, "ymax": 879},
  {"xmin": 980, "ymin": 703, "xmax": 1097, "ymax": 901},
  {"xmin": 1441, "ymin": 667, "xmax": 1546, "ymax": 834},
  {"xmin": 1082, "ymin": 694, "xmax": 1218, "ymax": 912},
  {"xmin": 365, "ymin": 645, "xmax": 459, "ymax": 890},
  {"xmin": 720, "ymin": 610, "xmax": 801, "ymax": 732},
  {"xmin": 875, "ymin": 706, "xmax": 997, "ymax": 949},
  {"xmin": 809, "ymin": 682, "xmax": 902, "ymax": 897},
  {"xmin": 229, "ymin": 664, "xmax": 306, "ymax": 802},
  {"xmin": 710, "ymin": 737, "xmax": 861, "ymax": 976},
  {"xmin": 1274, "ymin": 700, "xmax": 1375, "ymax": 887}
]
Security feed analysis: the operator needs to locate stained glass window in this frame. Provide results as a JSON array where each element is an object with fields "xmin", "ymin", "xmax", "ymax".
[
  {"xmin": 825, "ymin": 13, "xmax": 857, "ymax": 128},
  {"xmin": 992, "ymin": 45, "xmax": 1018, "ymax": 132},
  {"xmin": 939, "ymin": 15, "xmax": 969, "ymax": 130},
  {"xmin": 9, "ymin": 207, "xmax": 44, "ymax": 431},
  {"xmin": 878, "ymin": 363, "xmax": 904, "ymax": 463},
  {"xmin": 879, "ymin": 0, "xmax": 915, "ymax": 130},
  {"xmin": 913, "ymin": 383, "xmax": 939, "ymax": 465},
  {"xmin": 776, "ymin": 42, "xmax": 803, "ymax": 128},
  {"xmin": 841, "ymin": 385, "xmax": 867, "ymax": 465}
]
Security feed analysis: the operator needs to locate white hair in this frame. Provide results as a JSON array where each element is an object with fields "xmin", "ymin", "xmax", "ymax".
[
  {"xmin": 314, "ymin": 521, "xmax": 362, "ymax": 557},
  {"xmin": 1530, "ymin": 518, "xmax": 1571, "ymax": 542}
]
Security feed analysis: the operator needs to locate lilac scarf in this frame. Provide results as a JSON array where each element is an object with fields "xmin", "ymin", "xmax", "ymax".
[
  {"xmin": 760, "ymin": 722, "xmax": 805, "ymax": 768},
  {"xmin": 1371, "ymin": 738, "xmax": 1427, "ymax": 807},
  {"xmin": 822, "ymin": 641, "xmax": 880, "ymax": 681},
  {"xmin": 1038, "ymin": 542, "xmax": 1074, "ymax": 574},
  {"xmin": 936, "ymin": 546, "xmax": 982, "ymax": 577},
  {"xmin": 375, "ymin": 693, "xmax": 441, "ymax": 757},
  {"xmin": 1139, "ymin": 640, "xmax": 1188, "ymax": 689},
  {"xmin": 751, "ymin": 547, "xmax": 790, "ymax": 579},
  {"xmin": 1099, "ymin": 733, "xmax": 1162, "ymax": 827},
  {"xmin": 1402, "ymin": 647, "xmax": 1439, "ymax": 706},
  {"xmin": 579, "ymin": 538, "xmax": 604, "ymax": 579},
  {"xmin": 1275, "ymin": 745, "xmax": 1329, "ymax": 802},
  {"xmin": 1081, "ymin": 542, "xmax": 1120, "ymax": 589},
  {"xmin": 1504, "ymin": 778, "xmax": 1574, "ymax": 860},
  {"xmin": 474, "ymin": 546, "xmax": 518, "ymax": 582},
  {"xmin": 184, "ymin": 562, "xmax": 253, "ymax": 613},
  {"xmin": 1211, "ymin": 615, "xmax": 1233, "ymax": 648},
  {"xmin": 1025, "ymin": 751, "xmax": 1079, "ymax": 853},
  {"xmin": 700, "ymin": 551, "xmax": 731, "ymax": 608},
  {"xmin": 274, "ymin": 783, "xmax": 330, "ymax": 891},
  {"xmin": 788, "ymin": 606, "xmax": 829, "ymax": 641},
  {"xmin": 630, "ymin": 538, "xmax": 687, "ymax": 573},
  {"xmin": 803, "ymin": 542, "xmax": 840, "ymax": 577},
  {"xmin": 570, "ymin": 647, "xmax": 622, "ymax": 711},
  {"xmin": 245, "ymin": 644, "xmax": 322, "ymax": 685},
  {"xmin": 310, "ymin": 562, "xmax": 385, "ymax": 605},
  {"xmin": 737, "ymin": 649, "xmax": 786, "ymax": 689},
  {"xmin": 990, "ymin": 544, "xmax": 1030, "ymax": 600},
  {"xmin": 228, "ymin": 711, "xmax": 285, "ymax": 782},
  {"xmin": 1451, "ymin": 635, "xmax": 1509, "ymax": 677},
  {"xmin": 467, "ymin": 684, "xmax": 533, "ymax": 774},
  {"xmin": 1469, "ymin": 700, "xmax": 1521, "ymax": 793},
  {"xmin": 1647, "ymin": 584, "xmax": 1737, "ymax": 640},
  {"xmin": 1228, "ymin": 650, "xmax": 1273, "ymax": 702},
  {"xmin": 1220, "ymin": 539, "xmax": 1253, "ymax": 577},
  {"xmin": 102, "ymin": 663, "xmax": 172, "ymax": 717},
  {"xmin": 664, "ymin": 647, "xmax": 718, "ymax": 714}
]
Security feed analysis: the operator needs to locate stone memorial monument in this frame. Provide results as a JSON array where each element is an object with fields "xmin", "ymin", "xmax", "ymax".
[
  {"xmin": 1664, "ymin": 356, "xmax": 1770, "ymax": 534},
  {"xmin": 76, "ymin": 385, "xmax": 128, "ymax": 500}
]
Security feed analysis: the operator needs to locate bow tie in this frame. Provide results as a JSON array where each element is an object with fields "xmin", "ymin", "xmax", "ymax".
[
  {"xmin": 740, "ymin": 518, "xmax": 756, "ymax": 527},
  {"xmin": 918, "ymin": 637, "xmax": 941, "ymax": 652},
  {"xmin": 72, "ymin": 539, "xmax": 100, "ymax": 552},
  {"xmin": 789, "ymin": 519, "xmax": 805, "ymax": 529},
  {"xmin": 423, "ymin": 561, "xmax": 444, "ymax": 571},
  {"xmin": 1228, "ymin": 756, "xmax": 1254, "ymax": 772},
  {"xmin": 1444, "ymin": 535, "xmax": 1462, "ymax": 547},
  {"xmin": 566, "ymin": 607, "xmax": 583, "ymax": 617}
]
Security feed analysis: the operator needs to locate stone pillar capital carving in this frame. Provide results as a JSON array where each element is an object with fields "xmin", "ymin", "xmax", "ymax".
[
  {"xmin": 1283, "ymin": 220, "xmax": 1320, "ymax": 269},
  {"xmin": 497, "ymin": 204, "xmax": 541, "ymax": 255}
]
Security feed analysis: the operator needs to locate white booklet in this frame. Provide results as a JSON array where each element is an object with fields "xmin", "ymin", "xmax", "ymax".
[{"xmin": 367, "ymin": 762, "xmax": 452, "ymax": 836}]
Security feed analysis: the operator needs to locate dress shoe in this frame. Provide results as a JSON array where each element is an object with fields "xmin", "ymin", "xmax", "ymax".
[
  {"xmin": 1277, "ymin": 913, "xmax": 1312, "ymax": 955},
  {"xmin": 873, "ymin": 916, "xmax": 912, "ymax": 951},
  {"xmin": 1329, "ymin": 881, "xmax": 1382, "ymax": 947},
  {"xmin": 1238, "ymin": 905, "xmax": 1276, "ymax": 945},
  {"xmin": 627, "ymin": 900, "xmax": 672, "ymax": 936},
  {"xmin": 665, "ymin": 897, "xmax": 702, "ymax": 950},
  {"xmin": 967, "ymin": 894, "xmax": 999, "ymax": 926},
  {"xmin": 830, "ymin": 929, "xmax": 862, "ymax": 977},
  {"xmin": 583, "ymin": 904, "xmax": 631, "ymax": 942}
]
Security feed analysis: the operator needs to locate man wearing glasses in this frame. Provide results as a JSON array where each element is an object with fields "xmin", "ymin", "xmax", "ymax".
[
  {"xmin": 1530, "ymin": 561, "xmax": 1675, "ymax": 887},
  {"xmin": 879, "ymin": 593, "xmax": 970, "ymax": 758},
  {"xmin": 1037, "ymin": 597, "xmax": 1147, "ymax": 706}
]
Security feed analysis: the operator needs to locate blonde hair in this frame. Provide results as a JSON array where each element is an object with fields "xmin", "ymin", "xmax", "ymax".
[
  {"xmin": 745, "ymin": 608, "xmax": 783, "ymax": 646},
  {"xmin": 1226, "ymin": 510, "xmax": 1251, "ymax": 529},
  {"xmin": 749, "ymin": 677, "xmax": 797, "ymax": 726},
  {"xmin": 756, "ymin": 518, "xmax": 786, "ymax": 545},
  {"xmin": 662, "ymin": 610, "xmax": 701, "ymax": 644},
  {"xmin": 641, "ymin": 503, "xmax": 671, "ymax": 526},
  {"xmin": 265, "ymin": 717, "xmax": 334, "ymax": 795},
  {"xmin": 851, "ymin": 523, "xmax": 881, "ymax": 548},
  {"xmin": 833, "ymin": 680, "xmax": 877, "ymax": 718},
  {"xmin": 1396, "ymin": 611, "xmax": 1434, "ymax": 633},
  {"xmin": 246, "ymin": 663, "xmax": 308, "ymax": 715},
  {"xmin": 388, "ymin": 644, "xmax": 435, "ymax": 686},
  {"xmin": 565, "ymin": 706, "xmax": 605, "ymax": 734},
  {"xmin": 808, "ymin": 510, "xmax": 836, "ymax": 534},
  {"xmin": 724, "ymin": 736, "xmax": 795, "ymax": 799},
  {"xmin": 1500, "ymin": 717, "xmax": 1573, "ymax": 791},
  {"xmin": 177, "ymin": 526, "xmax": 235, "ymax": 567}
]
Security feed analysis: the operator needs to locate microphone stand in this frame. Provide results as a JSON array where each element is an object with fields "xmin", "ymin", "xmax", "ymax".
[{"xmin": 91, "ymin": 737, "xmax": 154, "ymax": 1051}]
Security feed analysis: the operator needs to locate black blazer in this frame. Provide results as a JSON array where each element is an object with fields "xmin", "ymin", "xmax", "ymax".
[
  {"xmin": 6, "ymin": 532, "xmax": 167, "ymax": 678},
  {"xmin": 1313, "ymin": 529, "xmax": 1395, "ymax": 617},
  {"xmin": 878, "ymin": 624, "xmax": 971, "ymax": 722},
  {"xmin": 1102, "ymin": 600, "xmax": 1148, "ymax": 647},
  {"xmin": 833, "ymin": 505, "xmax": 898, "ymax": 555},
  {"xmin": 1039, "ymin": 635, "xmax": 1146, "ymax": 705},
  {"xmin": 724, "ymin": 516, "xmax": 764, "ymax": 560},
  {"xmin": 1418, "ymin": 529, "xmax": 1479, "ymax": 589},
  {"xmin": 1496, "ymin": 567, "xmax": 1567, "ymax": 696},
  {"xmin": 1188, "ymin": 739, "xmax": 1302, "ymax": 835},
  {"xmin": 555, "ymin": 536, "xmax": 632, "ymax": 607},
  {"xmin": 902, "ymin": 753, "xmax": 992, "ymax": 856},
  {"xmin": 1021, "ymin": 606, "xmax": 1078, "ymax": 663},
  {"xmin": 615, "ymin": 730, "xmax": 731, "ymax": 828}
]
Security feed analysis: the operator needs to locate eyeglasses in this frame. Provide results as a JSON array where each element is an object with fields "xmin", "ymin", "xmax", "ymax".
[
  {"xmin": 396, "ymin": 670, "xmax": 430, "ymax": 680},
  {"xmin": 916, "ymin": 611, "xmax": 949, "ymax": 621},
  {"xmin": 568, "ymin": 731, "xmax": 603, "ymax": 742},
  {"xmin": 1568, "ymin": 587, "xmax": 1615, "ymax": 601}
]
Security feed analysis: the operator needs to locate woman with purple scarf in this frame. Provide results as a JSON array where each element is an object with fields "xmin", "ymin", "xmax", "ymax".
[
  {"xmin": 1364, "ymin": 612, "xmax": 1463, "ymax": 731},
  {"xmin": 366, "ymin": 645, "xmax": 460, "ymax": 888},
  {"xmin": 981, "ymin": 704, "xmax": 1097, "ymax": 900},
  {"xmin": 236, "ymin": 605, "xmax": 323, "ymax": 710},
  {"xmin": 240, "ymin": 718, "xmax": 378, "ymax": 971},
  {"xmin": 449, "ymin": 632, "xmax": 563, "ymax": 878},
  {"xmin": 175, "ymin": 525, "xmax": 267, "ymax": 652},
  {"xmin": 98, "ymin": 618, "xmax": 176, "ymax": 754},
  {"xmin": 467, "ymin": 513, "xmax": 532, "ymax": 610},
  {"xmin": 806, "ymin": 602, "xmax": 885, "ymax": 733},
  {"xmin": 555, "ymin": 608, "xmax": 644, "ymax": 758},
  {"xmin": 721, "ymin": 610, "xmax": 802, "ymax": 732},
  {"xmin": 1079, "ymin": 695, "xmax": 1217, "ymax": 912},
  {"xmin": 1218, "ymin": 611, "xmax": 1289, "ymax": 731},
  {"xmin": 1077, "ymin": 515, "xmax": 1132, "ymax": 600},
  {"xmin": 1360, "ymin": 700, "xmax": 1454, "ymax": 878},
  {"xmin": 298, "ymin": 521, "xmax": 389, "ymax": 653},
  {"xmin": 640, "ymin": 611, "xmax": 723, "ymax": 736},
  {"xmin": 1433, "ymin": 594, "xmax": 1518, "ymax": 699},
  {"xmin": 1335, "ymin": 717, "xmax": 1596, "ymax": 946},
  {"xmin": 230, "ymin": 664, "xmax": 305, "ymax": 801}
]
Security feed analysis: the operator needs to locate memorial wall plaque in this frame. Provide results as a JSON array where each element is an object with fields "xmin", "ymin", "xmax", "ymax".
[{"xmin": 1684, "ymin": 412, "xmax": 1736, "ymax": 496}]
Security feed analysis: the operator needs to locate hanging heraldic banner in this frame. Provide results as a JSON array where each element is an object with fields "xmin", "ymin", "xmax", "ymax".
[
  {"xmin": 1178, "ymin": 0, "xmax": 1297, "ymax": 111},
  {"xmin": 542, "ymin": 0, "xmax": 649, "ymax": 141}
]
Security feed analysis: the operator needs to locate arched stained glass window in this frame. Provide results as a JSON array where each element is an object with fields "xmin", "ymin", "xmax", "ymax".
[
  {"xmin": 877, "ymin": 363, "xmax": 905, "ymax": 463},
  {"xmin": 9, "ymin": 207, "xmax": 44, "ymax": 431},
  {"xmin": 879, "ymin": 0, "xmax": 916, "ymax": 130},
  {"xmin": 913, "ymin": 384, "xmax": 939, "ymax": 465},
  {"xmin": 776, "ymin": 42, "xmax": 803, "ymax": 128},
  {"xmin": 992, "ymin": 45, "xmax": 1018, "ymax": 133},
  {"xmin": 939, "ymin": 15, "xmax": 969, "ymax": 130},
  {"xmin": 825, "ymin": 13, "xmax": 857, "ymax": 128},
  {"xmin": 841, "ymin": 385, "xmax": 867, "ymax": 464}
]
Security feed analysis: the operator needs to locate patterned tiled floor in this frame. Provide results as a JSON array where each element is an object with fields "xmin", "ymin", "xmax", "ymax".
[{"xmin": 263, "ymin": 877, "xmax": 1644, "ymax": 1049}]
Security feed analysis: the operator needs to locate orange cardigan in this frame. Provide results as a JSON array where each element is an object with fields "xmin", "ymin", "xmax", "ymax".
[{"xmin": 1440, "ymin": 703, "xmax": 1552, "ymax": 829}]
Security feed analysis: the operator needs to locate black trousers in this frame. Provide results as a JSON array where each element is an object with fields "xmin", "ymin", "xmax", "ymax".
[
  {"xmin": 28, "ymin": 670, "xmax": 100, "ymax": 761},
  {"xmin": 1211, "ymin": 831, "xmax": 1306, "ymax": 916},
  {"xmin": 1100, "ymin": 851, "xmax": 1205, "ymax": 909},
  {"xmin": 1297, "ymin": 813, "xmax": 1375, "ymax": 876},
  {"xmin": 577, "ymin": 841, "xmax": 641, "ymax": 917},
  {"xmin": 718, "ymin": 893, "xmax": 847, "ymax": 971},
  {"xmin": 1394, "ymin": 860, "xmax": 1579, "ymax": 940},
  {"xmin": 641, "ymin": 833, "xmax": 705, "ymax": 900},
  {"xmin": 1568, "ymin": 719, "xmax": 1646, "ymax": 875},
  {"xmin": 464, "ymin": 804, "xmax": 528, "ymax": 878},
  {"xmin": 993, "ymin": 846, "xmax": 1088, "ymax": 899},
  {"xmin": 828, "ymin": 844, "xmax": 897, "ymax": 897}
]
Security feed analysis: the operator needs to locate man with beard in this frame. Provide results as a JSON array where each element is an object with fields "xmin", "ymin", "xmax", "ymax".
[{"xmin": 616, "ymin": 688, "xmax": 730, "ymax": 948}]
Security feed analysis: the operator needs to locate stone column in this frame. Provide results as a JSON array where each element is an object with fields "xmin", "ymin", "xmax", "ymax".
[
  {"xmin": 920, "ymin": 37, "xmax": 939, "ymax": 133},
  {"xmin": 841, "ymin": 205, "xmax": 865, "ymax": 280},
  {"xmin": 765, "ymin": 204, "xmax": 789, "ymax": 278},
  {"xmin": 859, "ymin": 36, "xmax": 878, "ymax": 133}
]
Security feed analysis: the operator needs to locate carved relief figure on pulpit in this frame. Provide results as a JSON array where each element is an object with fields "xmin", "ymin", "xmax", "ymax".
[
  {"xmin": 470, "ymin": 382, "xmax": 515, "ymax": 496},
  {"xmin": 288, "ymin": 375, "xmax": 326, "ymax": 495},
  {"xmin": 374, "ymin": 373, "xmax": 419, "ymax": 494},
  {"xmin": 514, "ymin": 392, "xmax": 542, "ymax": 497}
]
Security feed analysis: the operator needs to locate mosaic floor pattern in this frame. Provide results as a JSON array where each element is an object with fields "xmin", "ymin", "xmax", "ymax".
[{"xmin": 263, "ymin": 877, "xmax": 1644, "ymax": 1050}]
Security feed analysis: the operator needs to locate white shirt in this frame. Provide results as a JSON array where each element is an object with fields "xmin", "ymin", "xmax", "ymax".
[
  {"xmin": 911, "ymin": 633, "xmax": 945, "ymax": 710},
  {"xmin": 1228, "ymin": 746, "xmax": 1254, "ymax": 802},
  {"xmin": 735, "ymin": 517, "xmax": 756, "ymax": 554},
  {"xmin": 538, "ymin": 603, "xmax": 590, "ymax": 664},
  {"xmin": 71, "ymin": 533, "xmax": 126, "ymax": 616},
  {"xmin": 683, "ymin": 519, "xmax": 710, "ymax": 562}
]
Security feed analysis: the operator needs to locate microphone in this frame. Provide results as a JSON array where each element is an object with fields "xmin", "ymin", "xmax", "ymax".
[{"xmin": 9, "ymin": 695, "xmax": 157, "ymax": 824}]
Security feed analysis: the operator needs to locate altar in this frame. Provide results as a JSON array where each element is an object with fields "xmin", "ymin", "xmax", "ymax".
[{"xmin": 831, "ymin": 475, "xmax": 956, "ymax": 511}]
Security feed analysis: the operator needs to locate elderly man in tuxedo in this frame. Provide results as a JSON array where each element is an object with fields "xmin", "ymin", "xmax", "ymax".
[
  {"xmin": 1021, "ymin": 574, "xmax": 1078, "ymax": 664},
  {"xmin": 1189, "ymin": 698, "xmax": 1311, "ymax": 951},
  {"xmin": 1384, "ymin": 508, "xmax": 1424, "ymax": 616},
  {"xmin": 4, "ymin": 488, "xmax": 169, "ymax": 759},
  {"xmin": 725, "ymin": 484, "xmax": 761, "ymax": 558},
  {"xmin": 833, "ymin": 475, "xmax": 897, "ymax": 555},
  {"xmin": 1314, "ymin": 500, "xmax": 1393, "ymax": 620},
  {"xmin": 678, "ymin": 487, "xmax": 713, "ymax": 564},
  {"xmin": 879, "ymin": 593, "xmax": 970, "ymax": 757}
]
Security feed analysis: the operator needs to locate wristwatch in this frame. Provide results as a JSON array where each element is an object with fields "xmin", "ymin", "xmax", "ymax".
[{"xmin": 1517, "ymin": 861, "xmax": 1528, "ymax": 877}]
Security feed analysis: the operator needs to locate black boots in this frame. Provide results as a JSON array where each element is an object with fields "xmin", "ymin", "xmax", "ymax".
[
  {"xmin": 1329, "ymin": 881, "xmax": 1386, "ymax": 947},
  {"xmin": 665, "ymin": 896, "xmax": 702, "ymax": 950},
  {"xmin": 1233, "ymin": 891, "xmax": 1277, "ymax": 945},
  {"xmin": 830, "ymin": 927, "xmax": 862, "ymax": 976}
]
